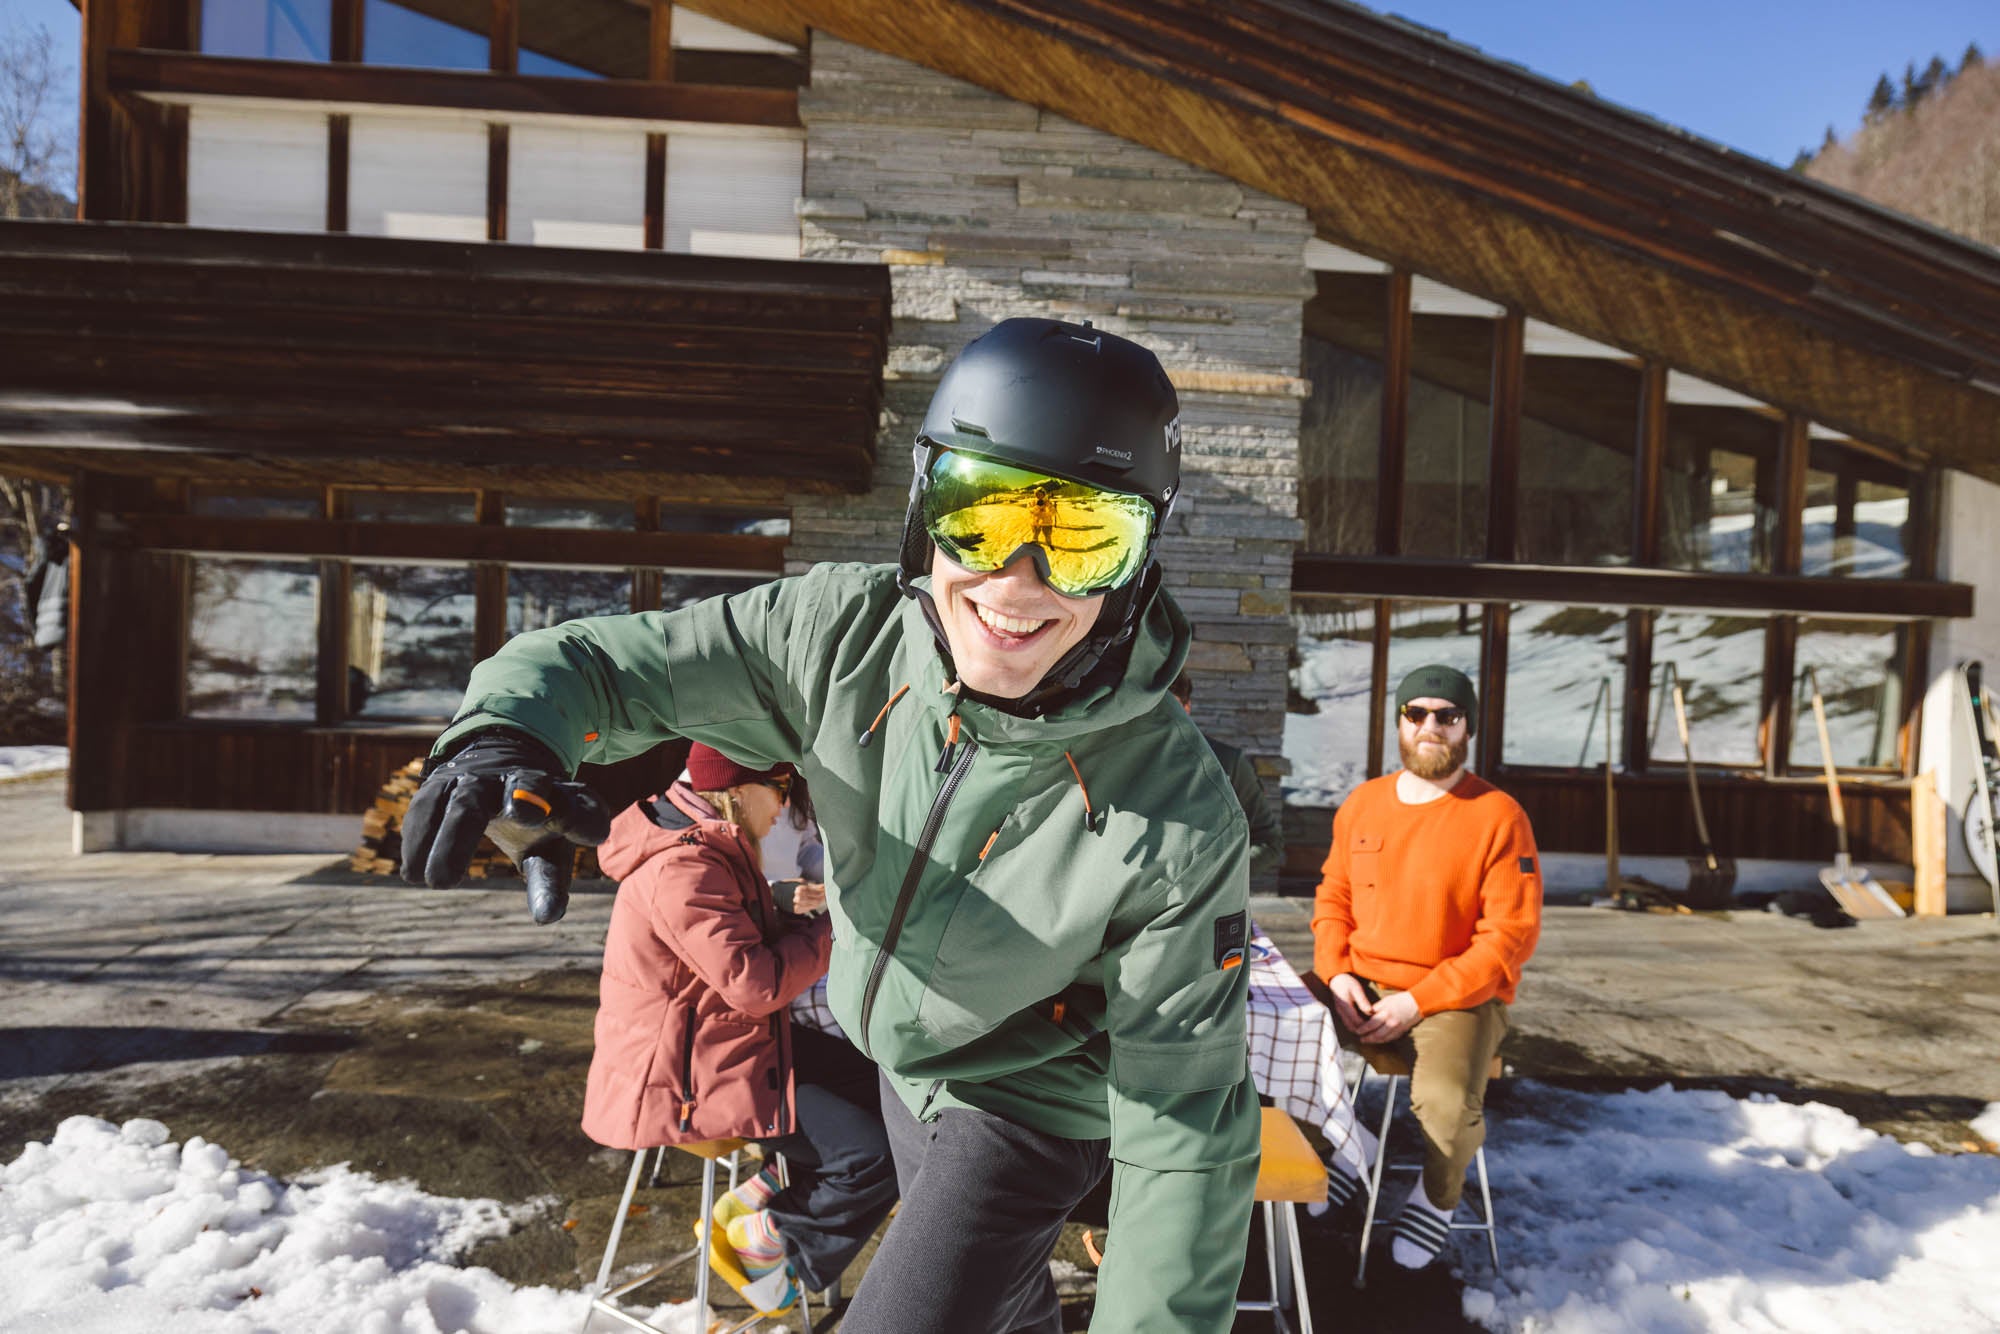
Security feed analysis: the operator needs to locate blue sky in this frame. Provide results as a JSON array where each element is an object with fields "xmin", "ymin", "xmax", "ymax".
[{"xmin": 4, "ymin": 0, "xmax": 1996, "ymax": 165}]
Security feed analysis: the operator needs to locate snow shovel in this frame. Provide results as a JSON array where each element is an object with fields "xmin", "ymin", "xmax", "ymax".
[
  {"xmin": 1668, "ymin": 680, "xmax": 1736, "ymax": 908},
  {"xmin": 1805, "ymin": 668, "xmax": 1905, "ymax": 920}
]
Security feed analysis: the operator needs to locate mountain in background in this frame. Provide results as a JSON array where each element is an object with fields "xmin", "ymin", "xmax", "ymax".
[
  {"xmin": 1803, "ymin": 53, "xmax": 2000, "ymax": 250},
  {"xmin": 0, "ymin": 168, "xmax": 72, "ymax": 221}
]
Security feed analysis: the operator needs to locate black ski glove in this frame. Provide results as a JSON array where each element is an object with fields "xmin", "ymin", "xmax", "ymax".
[{"xmin": 399, "ymin": 729, "xmax": 612, "ymax": 924}]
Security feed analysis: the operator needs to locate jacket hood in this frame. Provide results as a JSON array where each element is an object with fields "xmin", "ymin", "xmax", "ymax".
[
  {"xmin": 598, "ymin": 782, "xmax": 750, "ymax": 881},
  {"xmin": 898, "ymin": 575, "xmax": 1191, "ymax": 747}
]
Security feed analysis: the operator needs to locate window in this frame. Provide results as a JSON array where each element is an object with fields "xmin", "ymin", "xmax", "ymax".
[
  {"xmin": 1648, "ymin": 612, "xmax": 1767, "ymax": 767},
  {"xmin": 508, "ymin": 569, "xmax": 634, "ymax": 636},
  {"xmin": 349, "ymin": 564, "xmax": 476, "ymax": 719},
  {"xmin": 1381, "ymin": 601, "xmax": 1483, "ymax": 773},
  {"xmin": 1803, "ymin": 440, "xmax": 1912, "ymax": 579},
  {"xmin": 1791, "ymin": 620, "xmax": 1903, "ymax": 770},
  {"xmin": 1502, "ymin": 603, "xmax": 1628, "ymax": 768},
  {"xmin": 1519, "ymin": 349, "xmax": 1639, "ymax": 566},
  {"xmin": 504, "ymin": 499, "xmax": 637, "ymax": 529},
  {"xmin": 1662, "ymin": 402, "xmax": 1780, "ymax": 574},
  {"xmin": 186, "ymin": 559, "xmax": 320, "ymax": 720},
  {"xmin": 1298, "ymin": 276, "xmax": 1385, "ymax": 555},
  {"xmin": 664, "ymin": 132, "xmax": 804, "ymax": 260},
  {"xmin": 1403, "ymin": 287, "xmax": 1495, "ymax": 560},
  {"xmin": 362, "ymin": 0, "xmax": 486, "ymax": 69},
  {"xmin": 201, "ymin": 0, "xmax": 332, "ymax": 61},
  {"xmin": 190, "ymin": 487, "xmax": 323, "ymax": 519},
  {"xmin": 657, "ymin": 508, "xmax": 791, "ymax": 537},
  {"xmin": 347, "ymin": 490, "xmax": 477, "ymax": 524},
  {"xmin": 1284, "ymin": 597, "xmax": 1374, "ymax": 806}
]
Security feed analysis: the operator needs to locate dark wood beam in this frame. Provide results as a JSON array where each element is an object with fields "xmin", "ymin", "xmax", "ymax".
[
  {"xmin": 1367, "ymin": 597, "xmax": 1390, "ymax": 778},
  {"xmin": 108, "ymin": 48, "xmax": 802, "ymax": 127},
  {"xmin": 1376, "ymin": 271, "xmax": 1411, "ymax": 556},
  {"xmin": 1633, "ymin": 361, "xmax": 1668, "ymax": 566},
  {"xmin": 1477, "ymin": 602, "xmax": 1509, "ymax": 775},
  {"xmin": 490, "ymin": 0, "xmax": 518, "ymax": 73},
  {"xmin": 1291, "ymin": 554, "xmax": 1972, "ymax": 621},
  {"xmin": 487, "ymin": 125, "xmax": 510, "ymax": 241},
  {"xmin": 1484, "ymin": 308, "xmax": 1523, "ymax": 563},
  {"xmin": 326, "ymin": 115, "xmax": 350, "ymax": 232},
  {"xmin": 650, "ymin": 0, "xmax": 673, "ymax": 81},
  {"xmin": 100, "ymin": 514, "xmax": 789, "ymax": 573}
]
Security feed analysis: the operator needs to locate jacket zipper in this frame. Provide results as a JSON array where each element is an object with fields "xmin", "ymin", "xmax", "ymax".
[
  {"xmin": 678, "ymin": 1007, "xmax": 699, "ymax": 1132},
  {"xmin": 857, "ymin": 735, "xmax": 979, "ymax": 1058}
]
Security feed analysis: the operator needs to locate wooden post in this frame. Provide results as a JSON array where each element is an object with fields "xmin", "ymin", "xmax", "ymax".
[
  {"xmin": 1764, "ymin": 414, "xmax": 1810, "ymax": 775},
  {"xmin": 1912, "ymin": 771, "xmax": 1947, "ymax": 916},
  {"xmin": 1376, "ymin": 272, "xmax": 1411, "ymax": 557},
  {"xmin": 644, "ymin": 0, "xmax": 672, "ymax": 250},
  {"xmin": 1483, "ymin": 309, "xmax": 1523, "ymax": 564},
  {"xmin": 1367, "ymin": 598, "xmax": 1390, "ymax": 777}
]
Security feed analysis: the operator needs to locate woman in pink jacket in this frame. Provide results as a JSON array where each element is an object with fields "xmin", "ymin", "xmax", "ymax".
[{"xmin": 583, "ymin": 744, "xmax": 895, "ymax": 1313}]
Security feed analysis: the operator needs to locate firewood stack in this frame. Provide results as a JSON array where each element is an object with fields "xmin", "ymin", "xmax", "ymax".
[{"xmin": 351, "ymin": 758, "xmax": 603, "ymax": 881}]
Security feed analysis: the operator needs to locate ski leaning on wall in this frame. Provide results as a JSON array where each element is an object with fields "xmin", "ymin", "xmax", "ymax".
[{"xmin": 1920, "ymin": 660, "xmax": 2000, "ymax": 912}]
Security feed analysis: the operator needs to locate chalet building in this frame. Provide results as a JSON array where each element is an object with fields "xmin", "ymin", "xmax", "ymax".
[{"xmin": 5, "ymin": 0, "xmax": 1998, "ymax": 900}]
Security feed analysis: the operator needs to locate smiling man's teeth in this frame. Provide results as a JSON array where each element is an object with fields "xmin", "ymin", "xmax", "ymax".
[{"xmin": 974, "ymin": 604, "xmax": 1049, "ymax": 636}]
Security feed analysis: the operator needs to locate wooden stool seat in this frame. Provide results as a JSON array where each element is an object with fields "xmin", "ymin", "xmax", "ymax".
[
  {"xmin": 1357, "ymin": 1045, "xmax": 1503, "ymax": 1081},
  {"xmin": 678, "ymin": 1136, "xmax": 748, "ymax": 1162},
  {"xmin": 1257, "ymin": 1106, "xmax": 1328, "ymax": 1204}
]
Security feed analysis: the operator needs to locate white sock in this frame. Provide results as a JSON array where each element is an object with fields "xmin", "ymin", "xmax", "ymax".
[{"xmin": 1390, "ymin": 1184, "xmax": 1455, "ymax": 1269}]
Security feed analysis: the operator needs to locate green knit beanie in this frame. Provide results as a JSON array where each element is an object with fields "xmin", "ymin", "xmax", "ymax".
[{"xmin": 1395, "ymin": 664, "xmax": 1478, "ymax": 735}]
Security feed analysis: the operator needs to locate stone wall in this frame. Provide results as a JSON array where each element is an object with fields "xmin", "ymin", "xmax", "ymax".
[{"xmin": 784, "ymin": 36, "xmax": 1310, "ymax": 823}]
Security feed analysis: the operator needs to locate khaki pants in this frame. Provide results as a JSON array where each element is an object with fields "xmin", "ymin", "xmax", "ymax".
[{"xmin": 1358, "ymin": 982, "xmax": 1508, "ymax": 1211}]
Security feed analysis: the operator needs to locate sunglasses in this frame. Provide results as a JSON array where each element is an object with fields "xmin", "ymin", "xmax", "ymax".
[
  {"xmin": 920, "ymin": 450, "xmax": 1154, "ymax": 598},
  {"xmin": 1400, "ymin": 704, "xmax": 1467, "ymax": 728},
  {"xmin": 762, "ymin": 774, "xmax": 793, "ymax": 802}
]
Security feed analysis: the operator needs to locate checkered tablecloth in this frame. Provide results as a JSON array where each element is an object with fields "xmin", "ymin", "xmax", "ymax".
[{"xmin": 789, "ymin": 924, "xmax": 1360, "ymax": 1151}]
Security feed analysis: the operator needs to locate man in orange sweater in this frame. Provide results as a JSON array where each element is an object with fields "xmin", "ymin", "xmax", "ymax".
[{"xmin": 1312, "ymin": 664, "xmax": 1542, "ymax": 1271}]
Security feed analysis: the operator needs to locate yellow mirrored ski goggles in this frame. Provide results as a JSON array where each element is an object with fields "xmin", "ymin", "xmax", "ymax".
[{"xmin": 921, "ymin": 451, "xmax": 1155, "ymax": 598}]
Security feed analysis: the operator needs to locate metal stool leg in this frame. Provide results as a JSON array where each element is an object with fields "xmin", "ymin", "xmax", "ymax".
[
  {"xmin": 693, "ymin": 1154, "xmax": 719, "ymax": 1327},
  {"xmin": 1474, "ymin": 1146, "xmax": 1501, "ymax": 1271},
  {"xmin": 583, "ymin": 1151, "xmax": 648, "ymax": 1333},
  {"xmin": 1354, "ymin": 1073, "xmax": 1400, "ymax": 1288},
  {"xmin": 1283, "ymin": 1202, "xmax": 1314, "ymax": 1334}
]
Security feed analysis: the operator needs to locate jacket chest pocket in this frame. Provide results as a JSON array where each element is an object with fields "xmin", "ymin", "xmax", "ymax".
[{"xmin": 1349, "ymin": 831, "xmax": 1386, "ymax": 892}]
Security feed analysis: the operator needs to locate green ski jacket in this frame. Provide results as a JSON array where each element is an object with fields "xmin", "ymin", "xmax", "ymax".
[{"xmin": 436, "ymin": 563, "xmax": 1260, "ymax": 1331}]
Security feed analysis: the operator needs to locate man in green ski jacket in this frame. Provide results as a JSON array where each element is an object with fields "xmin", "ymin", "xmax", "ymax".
[{"xmin": 400, "ymin": 318, "xmax": 1260, "ymax": 1332}]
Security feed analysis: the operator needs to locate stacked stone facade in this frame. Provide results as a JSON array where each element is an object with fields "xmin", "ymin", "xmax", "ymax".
[{"xmin": 785, "ymin": 37, "xmax": 1310, "ymax": 835}]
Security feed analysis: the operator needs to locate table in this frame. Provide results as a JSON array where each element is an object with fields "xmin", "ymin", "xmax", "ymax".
[{"xmin": 787, "ymin": 924, "xmax": 1361, "ymax": 1150}]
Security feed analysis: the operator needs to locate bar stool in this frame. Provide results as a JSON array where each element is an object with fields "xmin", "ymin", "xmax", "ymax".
[
  {"xmin": 582, "ymin": 1138, "xmax": 819, "ymax": 1334},
  {"xmin": 1346, "ymin": 1046, "xmax": 1503, "ymax": 1287},
  {"xmin": 1235, "ymin": 1107, "xmax": 1325, "ymax": 1334}
]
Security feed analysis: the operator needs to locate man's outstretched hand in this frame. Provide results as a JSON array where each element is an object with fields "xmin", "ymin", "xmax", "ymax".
[{"xmin": 399, "ymin": 730, "xmax": 612, "ymax": 924}]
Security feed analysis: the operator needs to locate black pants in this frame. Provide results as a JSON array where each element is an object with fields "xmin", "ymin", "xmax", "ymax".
[
  {"xmin": 757, "ymin": 1026, "xmax": 899, "ymax": 1292},
  {"xmin": 839, "ymin": 1071, "xmax": 1111, "ymax": 1334}
]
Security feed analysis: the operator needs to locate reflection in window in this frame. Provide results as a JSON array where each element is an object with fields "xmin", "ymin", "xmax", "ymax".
[
  {"xmin": 1662, "ymin": 407, "xmax": 1778, "ymax": 573},
  {"xmin": 346, "ymin": 491, "xmax": 477, "ymax": 524},
  {"xmin": 1404, "ymin": 313, "xmax": 1491, "ymax": 560},
  {"xmin": 505, "ymin": 499, "xmax": 637, "ymax": 530},
  {"xmin": 1381, "ymin": 602, "xmax": 1483, "ymax": 773},
  {"xmin": 202, "ymin": 0, "xmax": 332, "ymax": 61},
  {"xmin": 1284, "ymin": 597, "xmax": 1373, "ymax": 806},
  {"xmin": 349, "ymin": 564, "xmax": 476, "ymax": 719},
  {"xmin": 187, "ymin": 559, "xmax": 320, "ymax": 720},
  {"xmin": 189, "ymin": 487, "xmax": 323, "ymax": 519},
  {"xmin": 656, "ymin": 508, "xmax": 792, "ymax": 537},
  {"xmin": 1298, "ymin": 275, "xmax": 1385, "ymax": 555},
  {"xmin": 1648, "ymin": 612, "xmax": 1767, "ymax": 767},
  {"xmin": 363, "ymin": 0, "xmax": 486, "ymax": 70},
  {"xmin": 1791, "ymin": 620, "xmax": 1903, "ymax": 769},
  {"xmin": 508, "ymin": 569, "xmax": 634, "ymax": 636},
  {"xmin": 1519, "ymin": 355, "xmax": 1638, "ymax": 566},
  {"xmin": 1502, "ymin": 603, "xmax": 1628, "ymax": 768},
  {"xmin": 660, "ymin": 572, "xmax": 770, "ymax": 611},
  {"xmin": 1802, "ymin": 441, "xmax": 1911, "ymax": 579}
]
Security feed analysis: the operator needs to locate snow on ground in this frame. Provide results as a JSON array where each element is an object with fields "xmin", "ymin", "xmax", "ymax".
[
  {"xmin": 0, "ymin": 746, "xmax": 66, "ymax": 781},
  {"xmin": 10, "ymin": 1090, "xmax": 2000, "ymax": 1333},
  {"xmin": 0, "ymin": 1117, "xmax": 701, "ymax": 1334},
  {"xmin": 1460, "ymin": 1083, "xmax": 2000, "ymax": 1333}
]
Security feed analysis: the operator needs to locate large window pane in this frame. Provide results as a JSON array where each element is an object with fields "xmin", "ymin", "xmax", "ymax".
[
  {"xmin": 1284, "ymin": 597, "xmax": 1373, "ymax": 806},
  {"xmin": 505, "ymin": 499, "xmax": 637, "ymax": 530},
  {"xmin": 1299, "ymin": 274, "xmax": 1386, "ymax": 555},
  {"xmin": 655, "ymin": 508, "xmax": 792, "ymax": 537},
  {"xmin": 1662, "ymin": 406, "xmax": 1779, "ymax": 573},
  {"xmin": 1382, "ymin": 601, "xmax": 1483, "ymax": 773},
  {"xmin": 189, "ymin": 487, "xmax": 323, "ymax": 520},
  {"xmin": 187, "ymin": 559, "xmax": 319, "ymax": 720},
  {"xmin": 1791, "ymin": 620, "xmax": 1903, "ymax": 770},
  {"xmin": 363, "ymin": 0, "xmax": 486, "ymax": 69},
  {"xmin": 1802, "ymin": 440, "xmax": 1912, "ymax": 579},
  {"xmin": 1404, "ymin": 312, "xmax": 1491, "ymax": 560},
  {"xmin": 347, "ymin": 490, "xmax": 476, "ymax": 524},
  {"xmin": 349, "ymin": 564, "xmax": 475, "ymax": 719},
  {"xmin": 1502, "ymin": 603, "xmax": 1628, "ymax": 768},
  {"xmin": 1520, "ymin": 354, "xmax": 1638, "ymax": 566},
  {"xmin": 202, "ymin": 0, "xmax": 332, "ymax": 61},
  {"xmin": 508, "ymin": 569, "xmax": 634, "ymax": 636},
  {"xmin": 1649, "ymin": 612, "xmax": 1767, "ymax": 767}
]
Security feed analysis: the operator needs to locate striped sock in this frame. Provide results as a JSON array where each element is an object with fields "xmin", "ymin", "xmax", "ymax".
[
  {"xmin": 1390, "ymin": 1186, "xmax": 1456, "ymax": 1269},
  {"xmin": 727, "ymin": 1209, "xmax": 786, "ymax": 1275},
  {"xmin": 714, "ymin": 1165, "xmax": 782, "ymax": 1228}
]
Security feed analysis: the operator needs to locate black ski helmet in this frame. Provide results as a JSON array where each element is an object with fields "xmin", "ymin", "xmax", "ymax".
[{"xmin": 897, "ymin": 317, "xmax": 1183, "ymax": 711}]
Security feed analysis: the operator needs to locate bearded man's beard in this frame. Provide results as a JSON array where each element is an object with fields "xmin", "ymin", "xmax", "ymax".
[{"xmin": 1400, "ymin": 732, "xmax": 1469, "ymax": 781}]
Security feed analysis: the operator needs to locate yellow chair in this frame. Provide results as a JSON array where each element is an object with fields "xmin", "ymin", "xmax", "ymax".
[
  {"xmin": 1348, "ymin": 1047, "xmax": 1504, "ymax": 1287},
  {"xmin": 1236, "ymin": 1107, "xmax": 1326, "ymax": 1334}
]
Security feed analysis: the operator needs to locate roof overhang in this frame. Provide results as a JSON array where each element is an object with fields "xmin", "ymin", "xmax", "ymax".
[
  {"xmin": 683, "ymin": 0, "xmax": 2000, "ymax": 473},
  {"xmin": 0, "ymin": 220, "xmax": 890, "ymax": 498}
]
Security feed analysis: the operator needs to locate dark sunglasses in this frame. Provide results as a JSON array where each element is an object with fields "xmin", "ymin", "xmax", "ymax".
[
  {"xmin": 1400, "ymin": 704, "xmax": 1467, "ymax": 728},
  {"xmin": 762, "ymin": 774, "xmax": 793, "ymax": 801}
]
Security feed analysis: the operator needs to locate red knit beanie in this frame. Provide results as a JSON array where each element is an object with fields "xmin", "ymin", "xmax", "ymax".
[{"xmin": 685, "ymin": 743, "xmax": 792, "ymax": 793}]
